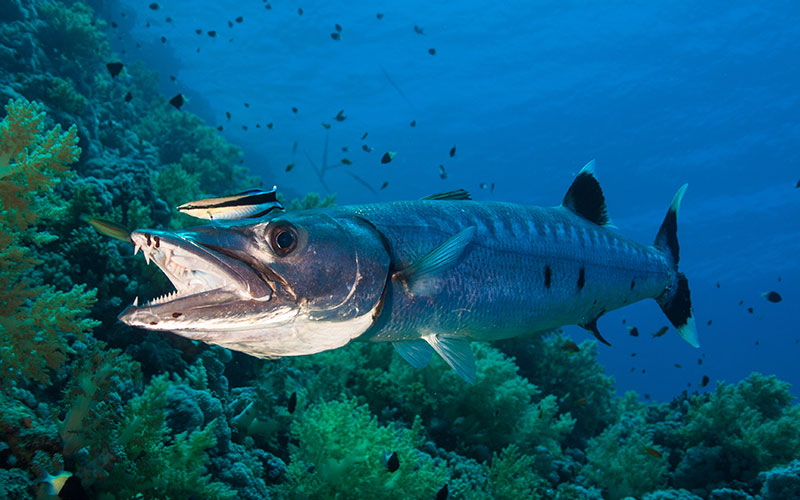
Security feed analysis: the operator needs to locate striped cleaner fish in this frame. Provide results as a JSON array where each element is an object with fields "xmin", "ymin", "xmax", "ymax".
[
  {"xmin": 119, "ymin": 161, "xmax": 697, "ymax": 383},
  {"xmin": 177, "ymin": 187, "xmax": 283, "ymax": 220}
]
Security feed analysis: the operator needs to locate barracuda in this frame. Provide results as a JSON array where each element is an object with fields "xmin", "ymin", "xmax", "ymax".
[{"xmin": 119, "ymin": 161, "xmax": 697, "ymax": 383}]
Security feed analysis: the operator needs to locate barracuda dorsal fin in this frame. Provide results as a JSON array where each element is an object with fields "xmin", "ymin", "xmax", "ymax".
[
  {"xmin": 421, "ymin": 189, "xmax": 471, "ymax": 201},
  {"xmin": 562, "ymin": 160, "xmax": 611, "ymax": 226},
  {"xmin": 394, "ymin": 226, "xmax": 476, "ymax": 295},
  {"xmin": 393, "ymin": 339, "xmax": 435, "ymax": 369},
  {"xmin": 423, "ymin": 334, "xmax": 476, "ymax": 384}
]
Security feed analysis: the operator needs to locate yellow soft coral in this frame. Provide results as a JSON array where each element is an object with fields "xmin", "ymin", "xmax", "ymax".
[{"xmin": 0, "ymin": 98, "xmax": 96, "ymax": 386}]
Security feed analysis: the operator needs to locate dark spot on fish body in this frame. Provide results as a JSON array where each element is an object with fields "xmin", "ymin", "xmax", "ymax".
[
  {"xmin": 149, "ymin": 321, "xmax": 158, "ymax": 325},
  {"xmin": 544, "ymin": 266, "xmax": 552, "ymax": 288},
  {"xmin": 172, "ymin": 312, "xmax": 182, "ymax": 318},
  {"xmin": 145, "ymin": 233, "xmax": 151, "ymax": 246},
  {"xmin": 577, "ymin": 267, "xmax": 585, "ymax": 290},
  {"xmin": 153, "ymin": 236, "xmax": 160, "ymax": 248}
]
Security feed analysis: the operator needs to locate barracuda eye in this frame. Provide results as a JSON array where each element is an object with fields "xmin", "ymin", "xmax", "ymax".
[{"xmin": 268, "ymin": 223, "xmax": 298, "ymax": 256}]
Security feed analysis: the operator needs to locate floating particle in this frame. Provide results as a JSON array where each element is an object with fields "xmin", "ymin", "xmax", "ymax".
[
  {"xmin": 146, "ymin": 22, "xmax": 150, "ymax": 28},
  {"xmin": 160, "ymin": 36, "xmax": 166, "ymax": 43},
  {"xmin": 410, "ymin": 120, "xmax": 416, "ymax": 127},
  {"xmin": 381, "ymin": 152, "xmax": 396, "ymax": 164},
  {"xmin": 255, "ymin": 124, "xmax": 261, "ymax": 128},
  {"xmin": 265, "ymin": 3, "xmax": 271, "ymax": 9},
  {"xmin": 701, "ymin": 375, "xmax": 710, "ymax": 387},
  {"xmin": 622, "ymin": 319, "xmax": 626, "ymax": 324},
  {"xmin": 106, "ymin": 62, "xmax": 123, "ymax": 77},
  {"xmin": 763, "ymin": 291, "xmax": 782, "ymax": 303},
  {"xmin": 292, "ymin": 106, "xmax": 298, "ymax": 114},
  {"xmin": 341, "ymin": 158, "xmax": 352, "ymax": 165},
  {"xmin": 738, "ymin": 300, "xmax": 743, "ymax": 305},
  {"xmin": 298, "ymin": 7, "xmax": 303, "ymax": 15},
  {"xmin": 321, "ymin": 122, "xmax": 331, "ymax": 129},
  {"xmin": 778, "ymin": 276, "xmax": 782, "ymax": 282},
  {"xmin": 335, "ymin": 24, "xmax": 342, "ymax": 32},
  {"xmin": 331, "ymin": 32, "xmax": 341, "ymax": 41},
  {"xmin": 228, "ymin": 20, "xmax": 234, "ymax": 28},
  {"xmin": 439, "ymin": 165, "xmax": 447, "ymax": 179},
  {"xmin": 628, "ymin": 326, "xmax": 639, "ymax": 337},
  {"xmin": 285, "ymin": 163, "xmax": 294, "ymax": 172},
  {"xmin": 334, "ymin": 110, "xmax": 346, "ymax": 121},
  {"xmin": 124, "ymin": 91, "xmax": 133, "ymax": 102},
  {"xmin": 414, "ymin": 25, "xmax": 424, "ymax": 35},
  {"xmin": 491, "ymin": 183, "xmax": 495, "ymax": 193},
  {"xmin": 380, "ymin": 181, "xmax": 389, "ymax": 190},
  {"xmin": 287, "ymin": 391, "xmax": 297, "ymax": 414},
  {"xmin": 242, "ymin": 125, "xmax": 248, "ymax": 131},
  {"xmin": 480, "ymin": 183, "xmax": 490, "ymax": 190},
  {"xmin": 292, "ymin": 141, "xmax": 298, "ymax": 154},
  {"xmin": 111, "ymin": 21, "xmax": 118, "ymax": 28},
  {"xmin": 436, "ymin": 484, "xmax": 448, "ymax": 500},
  {"xmin": 716, "ymin": 282, "xmax": 720, "ymax": 288},
  {"xmin": 149, "ymin": 2, "xmax": 159, "ymax": 10},
  {"xmin": 217, "ymin": 126, "xmax": 223, "ymax": 131},
  {"xmin": 236, "ymin": 16, "xmax": 244, "ymax": 23},
  {"xmin": 169, "ymin": 93, "xmax": 185, "ymax": 109},
  {"xmin": 652, "ymin": 326, "xmax": 669, "ymax": 338},
  {"xmin": 170, "ymin": 75, "xmax": 176, "ymax": 82},
  {"xmin": 244, "ymin": 102, "xmax": 250, "ymax": 108},
  {"xmin": 165, "ymin": 16, "xmax": 172, "ymax": 22},
  {"xmin": 428, "ymin": 48, "xmax": 436, "ymax": 55},
  {"xmin": 707, "ymin": 320, "xmax": 712, "ymax": 325},
  {"xmin": 386, "ymin": 451, "xmax": 399, "ymax": 472},
  {"xmin": 208, "ymin": 30, "xmax": 217, "ymax": 37},
  {"xmin": 360, "ymin": 132, "xmax": 368, "ymax": 140},
  {"xmin": 449, "ymin": 145, "xmax": 456, "ymax": 157},
  {"xmin": 362, "ymin": 144, "xmax": 372, "ymax": 152},
  {"xmin": 225, "ymin": 111, "xmax": 231, "ymax": 120},
  {"xmin": 674, "ymin": 363, "xmax": 682, "ymax": 368},
  {"xmin": 698, "ymin": 358, "xmax": 702, "ymax": 365},
  {"xmin": 631, "ymin": 352, "xmax": 637, "ymax": 357},
  {"xmin": 376, "ymin": 12, "xmax": 384, "ymax": 19}
]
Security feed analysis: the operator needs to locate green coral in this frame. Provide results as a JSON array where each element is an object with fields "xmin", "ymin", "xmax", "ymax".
[
  {"xmin": 280, "ymin": 398, "xmax": 447, "ymax": 499},
  {"xmin": 0, "ymin": 98, "xmax": 98, "ymax": 386},
  {"xmin": 679, "ymin": 373, "xmax": 800, "ymax": 479},
  {"xmin": 37, "ymin": 0, "xmax": 109, "ymax": 62}
]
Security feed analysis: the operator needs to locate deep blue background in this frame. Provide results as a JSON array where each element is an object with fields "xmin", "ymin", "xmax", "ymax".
[{"xmin": 108, "ymin": 0, "xmax": 800, "ymax": 400}]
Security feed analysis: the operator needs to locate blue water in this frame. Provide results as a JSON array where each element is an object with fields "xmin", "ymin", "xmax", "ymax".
[{"xmin": 111, "ymin": 0, "xmax": 800, "ymax": 401}]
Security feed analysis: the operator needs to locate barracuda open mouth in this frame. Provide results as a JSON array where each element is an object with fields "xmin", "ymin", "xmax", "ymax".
[{"xmin": 118, "ymin": 229, "xmax": 274, "ymax": 327}]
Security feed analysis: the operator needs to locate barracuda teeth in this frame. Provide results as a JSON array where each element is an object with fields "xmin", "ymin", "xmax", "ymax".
[
  {"xmin": 133, "ymin": 296, "xmax": 139, "ymax": 306},
  {"xmin": 134, "ymin": 243, "xmax": 141, "ymax": 256},
  {"xmin": 164, "ymin": 248, "xmax": 173, "ymax": 267},
  {"xmin": 144, "ymin": 250, "xmax": 151, "ymax": 265}
]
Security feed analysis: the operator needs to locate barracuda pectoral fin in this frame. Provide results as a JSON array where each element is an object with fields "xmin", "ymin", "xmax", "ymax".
[
  {"xmin": 393, "ymin": 226, "xmax": 476, "ymax": 296},
  {"xmin": 393, "ymin": 339, "xmax": 435, "ymax": 369},
  {"xmin": 422, "ymin": 334, "xmax": 476, "ymax": 384}
]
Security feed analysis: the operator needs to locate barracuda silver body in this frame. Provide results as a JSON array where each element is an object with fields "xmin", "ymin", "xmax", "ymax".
[{"xmin": 119, "ymin": 162, "xmax": 697, "ymax": 382}]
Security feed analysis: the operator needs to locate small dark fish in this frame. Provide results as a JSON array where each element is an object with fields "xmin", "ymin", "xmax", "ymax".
[
  {"xmin": 124, "ymin": 92, "xmax": 133, "ymax": 103},
  {"xmin": 321, "ymin": 122, "xmax": 331, "ymax": 129},
  {"xmin": 491, "ymin": 183, "xmax": 496, "ymax": 193},
  {"xmin": 436, "ymin": 484, "xmax": 448, "ymax": 500},
  {"xmin": 242, "ymin": 125, "xmax": 248, "ymax": 131},
  {"xmin": 112, "ymin": 21, "xmax": 118, "ymax": 28},
  {"xmin": 575, "ymin": 397, "xmax": 587, "ymax": 406},
  {"xmin": 169, "ymin": 94, "xmax": 185, "ymax": 110},
  {"xmin": 698, "ymin": 358, "xmax": 703, "ymax": 365},
  {"xmin": 360, "ymin": 132, "xmax": 368, "ymax": 140},
  {"xmin": 380, "ymin": 181, "xmax": 389, "ymax": 190},
  {"xmin": 628, "ymin": 326, "xmax": 639, "ymax": 337},
  {"xmin": 381, "ymin": 152, "xmax": 396, "ymax": 164},
  {"xmin": 287, "ymin": 391, "xmax": 297, "ymax": 414},
  {"xmin": 376, "ymin": 12, "xmax": 384, "ymax": 19},
  {"xmin": 217, "ymin": 126, "xmax": 223, "ymax": 131},
  {"xmin": 763, "ymin": 291, "xmax": 782, "ymax": 303},
  {"xmin": 414, "ymin": 25, "xmax": 424, "ymax": 35},
  {"xmin": 341, "ymin": 146, "xmax": 348, "ymax": 152},
  {"xmin": 298, "ymin": 8, "xmax": 303, "ymax": 15},
  {"xmin": 292, "ymin": 106, "xmax": 298, "ymax": 114},
  {"xmin": 362, "ymin": 145, "xmax": 372, "ymax": 153},
  {"xmin": 410, "ymin": 120, "xmax": 416, "ymax": 127},
  {"xmin": 82, "ymin": 215, "xmax": 131, "ymax": 242},
  {"xmin": 701, "ymin": 375, "xmax": 710, "ymax": 387},
  {"xmin": 439, "ymin": 165, "xmax": 447, "ymax": 179},
  {"xmin": 236, "ymin": 16, "xmax": 243, "ymax": 23},
  {"xmin": 177, "ymin": 188, "xmax": 283, "ymax": 220},
  {"xmin": 716, "ymin": 282, "xmax": 720, "ymax": 288},
  {"xmin": 449, "ymin": 145, "xmax": 456, "ymax": 157},
  {"xmin": 386, "ymin": 451, "xmax": 399, "ymax": 472},
  {"xmin": 161, "ymin": 36, "xmax": 167, "ymax": 43},
  {"xmin": 170, "ymin": 75, "xmax": 176, "ymax": 82},
  {"xmin": 674, "ymin": 363, "xmax": 682, "ymax": 368},
  {"xmin": 335, "ymin": 24, "xmax": 342, "ymax": 32},
  {"xmin": 267, "ymin": 122, "xmax": 273, "ymax": 129},
  {"xmin": 561, "ymin": 340, "xmax": 579, "ymax": 353},
  {"xmin": 739, "ymin": 300, "xmax": 744, "ymax": 305},
  {"xmin": 796, "ymin": 179, "xmax": 800, "ymax": 188},
  {"xmin": 256, "ymin": 124, "xmax": 261, "ymax": 129},
  {"xmin": 334, "ymin": 110, "xmax": 346, "ymax": 122},
  {"xmin": 244, "ymin": 103, "xmax": 250, "ymax": 108},
  {"xmin": 208, "ymin": 30, "xmax": 217, "ymax": 37},
  {"xmin": 285, "ymin": 163, "xmax": 294, "ymax": 172},
  {"xmin": 226, "ymin": 111, "xmax": 231, "ymax": 120},
  {"xmin": 645, "ymin": 447, "xmax": 662, "ymax": 458},
  {"xmin": 631, "ymin": 352, "xmax": 637, "ymax": 357},
  {"xmin": 166, "ymin": 17, "xmax": 172, "ymax": 23},
  {"xmin": 652, "ymin": 326, "xmax": 669, "ymax": 338},
  {"xmin": 331, "ymin": 32, "xmax": 341, "ymax": 41},
  {"xmin": 149, "ymin": 2, "xmax": 159, "ymax": 10},
  {"xmin": 428, "ymin": 48, "xmax": 436, "ymax": 55},
  {"xmin": 747, "ymin": 307, "xmax": 754, "ymax": 314},
  {"xmin": 341, "ymin": 158, "xmax": 352, "ymax": 165},
  {"xmin": 266, "ymin": 4, "xmax": 271, "ymax": 9},
  {"xmin": 106, "ymin": 62, "xmax": 123, "ymax": 77},
  {"xmin": 195, "ymin": 29, "xmax": 202, "ymax": 35}
]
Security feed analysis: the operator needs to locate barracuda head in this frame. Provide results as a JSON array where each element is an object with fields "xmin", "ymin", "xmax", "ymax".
[{"xmin": 118, "ymin": 211, "xmax": 390, "ymax": 357}]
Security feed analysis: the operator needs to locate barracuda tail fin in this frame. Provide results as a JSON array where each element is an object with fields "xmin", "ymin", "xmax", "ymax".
[{"xmin": 654, "ymin": 184, "xmax": 699, "ymax": 348}]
